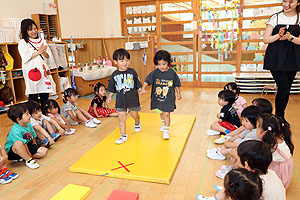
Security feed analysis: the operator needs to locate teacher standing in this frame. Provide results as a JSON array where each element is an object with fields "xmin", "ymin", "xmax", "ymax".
[
  {"xmin": 18, "ymin": 19, "xmax": 55, "ymax": 106},
  {"xmin": 263, "ymin": 0, "xmax": 300, "ymax": 125}
]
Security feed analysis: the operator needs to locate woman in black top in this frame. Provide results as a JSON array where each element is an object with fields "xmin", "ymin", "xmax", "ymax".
[{"xmin": 263, "ymin": 0, "xmax": 300, "ymax": 125}]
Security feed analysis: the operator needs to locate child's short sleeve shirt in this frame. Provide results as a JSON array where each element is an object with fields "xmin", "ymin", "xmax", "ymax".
[
  {"xmin": 30, "ymin": 115, "xmax": 51, "ymax": 127},
  {"xmin": 91, "ymin": 95, "xmax": 106, "ymax": 108},
  {"xmin": 4, "ymin": 123, "xmax": 37, "ymax": 152},
  {"xmin": 107, "ymin": 68, "xmax": 142, "ymax": 109},
  {"xmin": 61, "ymin": 101, "xmax": 79, "ymax": 118},
  {"xmin": 144, "ymin": 68, "xmax": 181, "ymax": 112},
  {"xmin": 220, "ymin": 104, "xmax": 241, "ymax": 127}
]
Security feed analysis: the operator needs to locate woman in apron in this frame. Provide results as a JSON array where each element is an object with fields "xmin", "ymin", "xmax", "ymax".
[
  {"xmin": 264, "ymin": 0, "xmax": 300, "ymax": 126},
  {"xmin": 18, "ymin": 19, "xmax": 55, "ymax": 106}
]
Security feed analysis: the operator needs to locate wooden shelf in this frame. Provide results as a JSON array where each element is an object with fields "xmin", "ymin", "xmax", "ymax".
[
  {"xmin": 126, "ymin": 12, "xmax": 156, "ymax": 17},
  {"xmin": 1, "ymin": 42, "xmax": 70, "ymax": 105},
  {"xmin": 12, "ymin": 76, "xmax": 24, "ymax": 79},
  {"xmin": 127, "ymin": 23, "xmax": 156, "ymax": 27}
]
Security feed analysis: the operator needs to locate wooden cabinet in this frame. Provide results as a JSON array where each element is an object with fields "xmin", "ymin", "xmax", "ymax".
[
  {"xmin": 31, "ymin": 14, "xmax": 60, "ymax": 40},
  {"xmin": 0, "ymin": 42, "xmax": 70, "ymax": 104},
  {"xmin": 120, "ymin": 0, "xmax": 157, "ymax": 36}
]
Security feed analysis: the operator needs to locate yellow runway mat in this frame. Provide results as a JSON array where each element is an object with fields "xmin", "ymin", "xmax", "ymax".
[{"xmin": 70, "ymin": 113, "xmax": 196, "ymax": 184}]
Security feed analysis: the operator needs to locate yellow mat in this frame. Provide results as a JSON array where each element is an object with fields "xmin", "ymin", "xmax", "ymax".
[
  {"xmin": 50, "ymin": 184, "xmax": 91, "ymax": 200},
  {"xmin": 70, "ymin": 113, "xmax": 195, "ymax": 184}
]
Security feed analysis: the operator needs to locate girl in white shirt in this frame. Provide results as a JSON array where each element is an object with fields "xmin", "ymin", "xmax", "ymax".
[{"xmin": 256, "ymin": 113, "xmax": 294, "ymax": 188}]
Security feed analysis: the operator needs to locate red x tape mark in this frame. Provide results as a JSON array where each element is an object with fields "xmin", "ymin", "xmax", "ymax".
[{"xmin": 111, "ymin": 161, "xmax": 134, "ymax": 172}]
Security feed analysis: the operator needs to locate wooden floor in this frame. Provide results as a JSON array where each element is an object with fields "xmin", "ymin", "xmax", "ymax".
[{"xmin": 0, "ymin": 88, "xmax": 299, "ymax": 200}]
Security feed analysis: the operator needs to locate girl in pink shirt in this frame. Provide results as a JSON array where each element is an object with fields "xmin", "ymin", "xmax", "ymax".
[{"xmin": 224, "ymin": 82, "xmax": 247, "ymax": 116}]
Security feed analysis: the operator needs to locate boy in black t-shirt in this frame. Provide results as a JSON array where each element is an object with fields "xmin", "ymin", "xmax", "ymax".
[
  {"xmin": 207, "ymin": 90, "xmax": 241, "ymax": 136},
  {"xmin": 107, "ymin": 48, "xmax": 142, "ymax": 144}
]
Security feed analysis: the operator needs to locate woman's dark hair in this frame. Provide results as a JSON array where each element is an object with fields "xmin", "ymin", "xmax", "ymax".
[
  {"xmin": 224, "ymin": 168, "xmax": 263, "ymax": 200},
  {"xmin": 8, "ymin": 103, "xmax": 28, "ymax": 123},
  {"xmin": 241, "ymin": 105, "xmax": 261, "ymax": 128},
  {"xmin": 218, "ymin": 89, "xmax": 236, "ymax": 105},
  {"xmin": 26, "ymin": 100, "xmax": 41, "ymax": 115},
  {"xmin": 238, "ymin": 140, "xmax": 273, "ymax": 174},
  {"xmin": 113, "ymin": 48, "xmax": 130, "ymax": 61},
  {"xmin": 43, "ymin": 99, "xmax": 60, "ymax": 115},
  {"xmin": 252, "ymin": 98, "xmax": 273, "ymax": 114},
  {"xmin": 63, "ymin": 88, "xmax": 78, "ymax": 103},
  {"xmin": 89, "ymin": 82, "xmax": 105, "ymax": 94},
  {"xmin": 267, "ymin": 1, "xmax": 300, "ymax": 25},
  {"xmin": 224, "ymin": 82, "xmax": 240, "ymax": 96},
  {"xmin": 154, "ymin": 50, "xmax": 171, "ymax": 66},
  {"xmin": 258, "ymin": 113, "xmax": 294, "ymax": 154},
  {"xmin": 20, "ymin": 18, "xmax": 39, "ymax": 42}
]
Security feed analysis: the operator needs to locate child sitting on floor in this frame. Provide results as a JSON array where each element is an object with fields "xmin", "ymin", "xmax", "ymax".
[
  {"xmin": 197, "ymin": 168, "xmax": 263, "ymax": 200},
  {"xmin": 224, "ymin": 82, "xmax": 247, "ymax": 117},
  {"xmin": 43, "ymin": 99, "xmax": 76, "ymax": 135},
  {"xmin": 256, "ymin": 113, "xmax": 294, "ymax": 189},
  {"xmin": 5, "ymin": 103, "xmax": 48, "ymax": 169},
  {"xmin": 27, "ymin": 100, "xmax": 63, "ymax": 147},
  {"xmin": 61, "ymin": 88, "xmax": 101, "ymax": 128},
  {"xmin": 88, "ymin": 82, "xmax": 118, "ymax": 118},
  {"xmin": 207, "ymin": 90, "xmax": 241, "ymax": 136}
]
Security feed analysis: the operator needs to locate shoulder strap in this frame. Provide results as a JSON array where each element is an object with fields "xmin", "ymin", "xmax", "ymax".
[
  {"xmin": 28, "ymin": 41, "xmax": 44, "ymax": 60},
  {"xmin": 276, "ymin": 147, "xmax": 289, "ymax": 160},
  {"xmin": 276, "ymin": 13, "xmax": 279, "ymax": 25}
]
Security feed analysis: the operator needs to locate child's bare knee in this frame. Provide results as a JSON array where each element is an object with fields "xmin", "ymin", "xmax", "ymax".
[
  {"xmin": 38, "ymin": 147, "xmax": 48, "ymax": 157},
  {"xmin": 12, "ymin": 140, "xmax": 24, "ymax": 149}
]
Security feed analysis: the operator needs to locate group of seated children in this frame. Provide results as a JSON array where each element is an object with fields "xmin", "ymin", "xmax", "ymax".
[
  {"xmin": 0, "ymin": 85, "xmax": 109, "ymax": 183},
  {"xmin": 198, "ymin": 83, "xmax": 293, "ymax": 200}
]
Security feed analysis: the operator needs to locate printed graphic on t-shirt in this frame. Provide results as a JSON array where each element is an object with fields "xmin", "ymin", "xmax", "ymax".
[
  {"xmin": 155, "ymin": 79, "xmax": 173, "ymax": 100},
  {"xmin": 114, "ymin": 73, "xmax": 134, "ymax": 94},
  {"xmin": 233, "ymin": 103, "xmax": 239, "ymax": 110}
]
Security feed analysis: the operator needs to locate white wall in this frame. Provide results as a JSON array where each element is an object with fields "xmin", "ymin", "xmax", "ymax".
[
  {"xmin": 58, "ymin": 0, "xmax": 122, "ymax": 38},
  {"xmin": 0, "ymin": 0, "xmax": 122, "ymax": 38},
  {"xmin": 0, "ymin": 0, "xmax": 44, "ymax": 19}
]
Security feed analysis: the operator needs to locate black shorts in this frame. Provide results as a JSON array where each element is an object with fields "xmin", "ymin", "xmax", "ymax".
[{"xmin": 7, "ymin": 141, "xmax": 40, "ymax": 160}]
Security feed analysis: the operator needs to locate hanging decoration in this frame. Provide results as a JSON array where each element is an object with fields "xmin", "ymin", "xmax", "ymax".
[{"xmin": 199, "ymin": 0, "xmax": 242, "ymax": 64}]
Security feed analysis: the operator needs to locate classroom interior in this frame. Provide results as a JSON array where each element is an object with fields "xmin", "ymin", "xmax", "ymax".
[{"xmin": 0, "ymin": 0, "xmax": 300, "ymax": 199}]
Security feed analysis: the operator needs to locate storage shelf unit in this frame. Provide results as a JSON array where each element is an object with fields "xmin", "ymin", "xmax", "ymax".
[{"xmin": 31, "ymin": 14, "xmax": 59, "ymax": 40}]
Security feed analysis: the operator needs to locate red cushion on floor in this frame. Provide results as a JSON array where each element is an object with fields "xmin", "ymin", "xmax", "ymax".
[{"xmin": 107, "ymin": 190, "xmax": 139, "ymax": 200}]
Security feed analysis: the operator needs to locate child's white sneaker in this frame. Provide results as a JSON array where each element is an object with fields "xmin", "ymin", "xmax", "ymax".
[
  {"xmin": 206, "ymin": 147, "xmax": 221, "ymax": 154},
  {"xmin": 207, "ymin": 150, "xmax": 226, "ymax": 160},
  {"xmin": 206, "ymin": 129, "xmax": 220, "ymax": 136},
  {"xmin": 91, "ymin": 117, "xmax": 101, "ymax": 124},
  {"xmin": 11, "ymin": 158, "xmax": 24, "ymax": 163},
  {"xmin": 163, "ymin": 131, "xmax": 170, "ymax": 140},
  {"xmin": 65, "ymin": 128, "xmax": 76, "ymax": 135},
  {"xmin": 70, "ymin": 128, "xmax": 76, "ymax": 132},
  {"xmin": 134, "ymin": 121, "xmax": 141, "ymax": 132},
  {"xmin": 214, "ymin": 135, "xmax": 231, "ymax": 144},
  {"xmin": 115, "ymin": 135, "xmax": 128, "ymax": 144},
  {"xmin": 0, "ymin": 173, "xmax": 12, "ymax": 184},
  {"xmin": 160, "ymin": 124, "xmax": 165, "ymax": 132},
  {"xmin": 196, "ymin": 194, "xmax": 216, "ymax": 200},
  {"xmin": 26, "ymin": 158, "xmax": 40, "ymax": 169},
  {"xmin": 85, "ymin": 120, "xmax": 97, "ymax": 128},
  {"xmin": 216, "ymin": 165, "xmax": 233, "ymax": 179}
]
